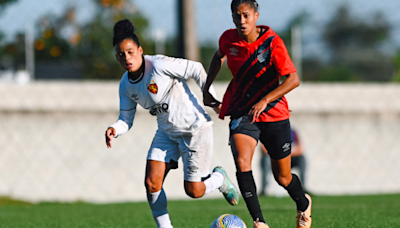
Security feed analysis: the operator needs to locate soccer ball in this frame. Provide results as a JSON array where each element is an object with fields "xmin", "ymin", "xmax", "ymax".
[{"xmin": 210, "ymin": 214, "xmax": 247, "ymax": 228}]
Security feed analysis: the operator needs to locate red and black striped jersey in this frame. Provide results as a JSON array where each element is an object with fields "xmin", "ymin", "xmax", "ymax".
[{"xmin": 218, "ymin": 26, "xmax": 296, "ymax": 122}]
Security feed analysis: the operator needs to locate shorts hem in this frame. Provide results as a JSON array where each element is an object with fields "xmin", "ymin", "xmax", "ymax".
[
  {"xmin": 269, "ymin": 152, "xmax": 291, "ymax": 160},
  {"xmin": 229, "ymin": 132, "xmax": 259, "ymax": 142}
]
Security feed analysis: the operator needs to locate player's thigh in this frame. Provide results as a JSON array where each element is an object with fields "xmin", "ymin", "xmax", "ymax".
[
  {"xmin": 148, "ymin": 129, "xmax": 180, "ymax": 167},
  {"xmin": 259, "ymin": 119, "xmax": 292, "ymax": 160},
  {"xmin": 145, "ymin": 160, "xmax": 167, "ymax": 191},
  {"xmin": 180, "ymin": 125, "xmax": 214, "ymax": 182},
  {"xmin": 229, "ymin": 116, "xmax": 259, "ymax": 171},
  {"xmin": 145, "ymin": 160, "xmax": 178, "ymax": 181},
  {"xmin": 230, "ymin": 133, "xmax": 257, "ymax": 172}
]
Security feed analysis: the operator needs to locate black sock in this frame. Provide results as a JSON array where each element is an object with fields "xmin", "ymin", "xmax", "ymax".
[
  {"xmin": 285, "ymin": 173, "xmax": 309, "ymax": 211},
  {"xmin": 236, "ymin": 171, "xmax": 265, "ymax": 223}
]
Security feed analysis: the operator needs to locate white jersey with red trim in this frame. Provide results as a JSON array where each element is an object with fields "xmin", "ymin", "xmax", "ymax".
[{"xmin": 109, "ymin": 55, "xmax": 216, "ymax": 137}]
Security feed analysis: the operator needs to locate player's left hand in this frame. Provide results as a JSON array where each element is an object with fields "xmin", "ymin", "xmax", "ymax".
[{"xmin": 248, "ymin": 100, "xmax": 268, "ymax": 123}]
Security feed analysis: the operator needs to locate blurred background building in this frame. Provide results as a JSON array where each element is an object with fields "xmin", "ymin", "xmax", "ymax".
[{"xmin": 0, "ymin": 0, "xmax": 400, "ymax": 202}]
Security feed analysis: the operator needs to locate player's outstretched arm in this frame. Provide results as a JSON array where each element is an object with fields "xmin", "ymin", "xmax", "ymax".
[
  {"xmin": 203, "ymin": 50, "xmax": 226, "ymax": 108},
  {"xmin": 105, "ymin": 127, "xmax": 116, "ymax": 148}
]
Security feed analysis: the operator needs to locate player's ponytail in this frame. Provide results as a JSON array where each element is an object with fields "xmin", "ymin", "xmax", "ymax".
[
  {"xmin": 112, "ymin": 18, "xmax": 141, "ymax": 47},
  {"xmin": 231, "ymin": 0, "xmax": 258, "ymax": 13}
]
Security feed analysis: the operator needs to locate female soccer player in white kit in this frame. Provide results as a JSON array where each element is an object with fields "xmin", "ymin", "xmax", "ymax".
[{"xmin": 105, "ymin": 19, "xmax": 239, "ymax": 228}]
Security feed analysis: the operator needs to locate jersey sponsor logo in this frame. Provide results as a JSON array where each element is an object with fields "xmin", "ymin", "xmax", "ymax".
[
  {"xmin": 147, "ymin": 81, "xmax": 158, "ymax": 94},
  {"xmin": 229, "ymin": 47, "xmax": 238, "ymax": 56},
  {"xmin": 130, "ymin": 94, "xmax": 139, "ymax": 100},
  {"xmin": 282, "ymin": 142, "xmax": 291, "ymax": 152},
  {"xmin": 149, "ymin": 103, "xmax": 169, "ymax": 116}
]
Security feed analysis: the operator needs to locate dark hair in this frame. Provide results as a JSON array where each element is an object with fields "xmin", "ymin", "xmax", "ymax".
[
  {"xmin": 112, "ymin": 19, "xmax": 141, "ymax": 47},
  {"xmin": 231, "ymin": 0, "xmax": 258, "ymax": 13}
]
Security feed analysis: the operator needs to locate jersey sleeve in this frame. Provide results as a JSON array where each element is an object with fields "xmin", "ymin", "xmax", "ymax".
[
  {"xmin": 183, "ymin": 60, "xmax": 217, "ymax": 97},
  {"xmin": 155, "ymin": 56, "xmax": 217, "ymax": 97},
  {"xmin": 109, "ymin": 81, "xmax": 137, "ymax": 137},
  {"xmin": 154, "ymin": 55, "xmax": 189, "ymax": 78},
  {"xmin": 271, "ymin": 37, "xmax": 297, "ymax": 76},
  {"xmin": 218, "ymin": 30, "xmax": 229, "ymax": 56}
]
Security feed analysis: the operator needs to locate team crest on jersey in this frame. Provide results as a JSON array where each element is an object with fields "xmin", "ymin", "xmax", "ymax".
[
  {"xmin": 147, "ymin": 81, "xmax": 158, "ymax": 94},
  {"xmin": 257, "ymin": 48, "xmax": 270, "ymax": 64},
  {"xmin": 229, "ymin": 47, "xmax": 238, "ymax": 56}
]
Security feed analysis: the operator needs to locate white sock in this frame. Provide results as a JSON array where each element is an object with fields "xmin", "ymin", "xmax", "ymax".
[
  {"xmin": 203, "ymin": 171, "xmax": 224, "ymax": 196},
  {"xmin": 147, "ymin": 189, "xmax": 173, "ymax": 228}
]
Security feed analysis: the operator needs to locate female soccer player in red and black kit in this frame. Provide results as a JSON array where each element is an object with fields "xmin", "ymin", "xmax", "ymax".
[{"xmin": 203, "ymin": 0, "xmax": 312, "ymax": 228}]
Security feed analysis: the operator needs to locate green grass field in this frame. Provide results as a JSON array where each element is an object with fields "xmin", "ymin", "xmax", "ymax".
[{"xmin": 1, "ymin": 194, "xmax": 399, "ymax": 227}]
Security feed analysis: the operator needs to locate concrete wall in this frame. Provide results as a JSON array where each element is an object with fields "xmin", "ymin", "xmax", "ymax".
[{"xmin": 1, "ymin": 81, "xmax": 399, "ymax": 203}]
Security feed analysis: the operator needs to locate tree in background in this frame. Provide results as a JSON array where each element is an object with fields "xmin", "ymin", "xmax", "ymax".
[
  {"xmin": 0, "ymin": 0, "xmax": 19, "ymax": 70},
  {"xmin": 1, "ymin": 11, "xmax": 75, "ymax": 76},
  {"xmin": 392, "ymin": 53, "xmax": 400, "ymax": 82},
  {"xmin": 75, "ymin": 0, "xmax": 155, "ymax": 79},
  {"xmin": 1, "ymin": 2, "xmax": 397, "ymax": 82},
  {"xmin": 0, "ymin": 0, "xmax": 155, "ymax": 80},
  {"xmin": 34, "ymin": 11, "xmax": 76, "ymax": 61},
  {"xmin": 1, "ymin": 33, "xmax": 25, "ymax": 70},
  {"xmin": 316, "ymin": 5, "xmax": 393, "ymax": 82},
  {"xmin": 0, "ymin": 0, "xmax": 17, "ymax": 11}
]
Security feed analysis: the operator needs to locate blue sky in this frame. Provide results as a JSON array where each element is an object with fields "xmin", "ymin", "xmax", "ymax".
[{"xmin": 1, "ymin": 0, "xmax": 400, "ymax": 56}]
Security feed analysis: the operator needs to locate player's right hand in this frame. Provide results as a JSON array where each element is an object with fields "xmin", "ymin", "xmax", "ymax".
[
  {"xmin": 203, "ymin": 90, "xmax": 221, "ymax": 108},
  {"xmin": 212, "ymin": 106, "xmax": 221, "ymax": 114},
  {"xmin": 105, "ymin": 127, "xmax": 116, "ymax": 148}
]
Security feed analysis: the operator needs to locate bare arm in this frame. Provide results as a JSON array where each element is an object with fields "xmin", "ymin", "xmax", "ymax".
[
  {"xmin": 202, "ymin": 50, "xmax": 226, "ymax": 109},
  {"xmin": 248, "ymin": 71, "xmax": 300, "ymax": 123}
]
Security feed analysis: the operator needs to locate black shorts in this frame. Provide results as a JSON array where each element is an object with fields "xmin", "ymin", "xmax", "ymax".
[{"xmin": 229, "ymin": 116, "xmax": 292, "ymax": 160}]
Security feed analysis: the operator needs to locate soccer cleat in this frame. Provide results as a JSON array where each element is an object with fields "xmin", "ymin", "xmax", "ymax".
[
  {"xmin": 213, "ymin": 166, "xmax": 239, "ymax": 206},
  {"xmin": 296, "ymin": 193, "xmax": 312, "ymax": 228},
  {"xmin": 254, "ymin": 218, "xmax": 270, "ymax": 228}
]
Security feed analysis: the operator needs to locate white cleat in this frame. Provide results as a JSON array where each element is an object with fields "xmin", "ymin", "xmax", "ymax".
[
  {"xmin": 296, "ymin": 193, "xmax": 312, "ymax": 228},
  {"xmin": 254, "ymin": 218, "xmax": 270, "ymax": 228}
]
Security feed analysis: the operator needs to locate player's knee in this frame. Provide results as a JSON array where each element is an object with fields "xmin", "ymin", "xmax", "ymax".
[
  {"xmin": 236, "ymin": 157, "xmax": 251, "ymax": 172},
  {"xmin": 144, "ymin": 177, "xmax": 162, "ymax": 193},
  {"xmin": 274, "ymin": 173, "xmax": 292, "ymax": 187},
  {"xmin": 184, "ymin": 183, "xmax": 204, "ymax": 198},
  {"xmin": 185, "ymin": 188, "xmax": 203, "ymax": 198}
]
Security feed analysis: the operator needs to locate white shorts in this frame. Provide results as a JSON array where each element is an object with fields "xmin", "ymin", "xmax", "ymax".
[{"xmin": 147, "ymin": 124, "xmax": 213, "ymax": 182}]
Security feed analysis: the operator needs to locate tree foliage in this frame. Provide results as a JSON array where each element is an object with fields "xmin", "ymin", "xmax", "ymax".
[
  {"xmin": 0, "ymin": 0, "xmax": 17, "ymax": 11},
  {"xmin": 0, "ymin": 0, "xmax": 18, "ymax": 69},
  {"xmin": 324, "ymin": 6, "xmax": 389, "ymax": 52},
  {"xmin": 0, "ymin": 0, "xmax": 155, "ymax": 79},
  {"xmin": 1, "ymin": 2, "xmax": 398, "ymax": 82},
  {"xmin": 316, "ymin": 5, "xmax": 394, "ymax": 82},
  {"xmin": 391, "ymin": 53, "xmax": 400, "ymax": 82},
  {"xmin": 74, "ymin": 0, "xmax": 154, "ymax": 79}
]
